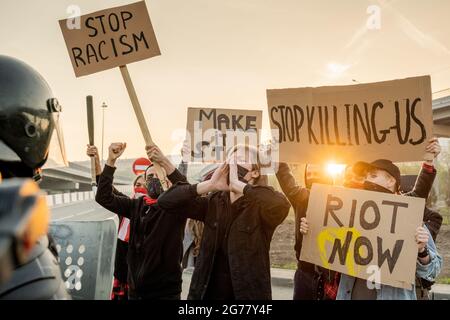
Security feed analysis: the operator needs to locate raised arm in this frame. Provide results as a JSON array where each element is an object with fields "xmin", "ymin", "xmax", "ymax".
[
  {"xmin": 158, "ymin": 163, "xmax": 229, "ymax": 221},
  {"xmin": 87, "ymin": 144, "xmax": 128, "ymax": 197},
  {"xmin": 275, "ymin": 162, "xmax": 309, "ymax": 207},
  {"xmin": 406, "ymin": 138, "xmax": 440, "ymax": 198},
  {"xmin": 95, "ymin": 143, "xmax": 137, "ymax": 218},
  {"xmin": 146, "ymin": 144, "xmax": 187, "ymax": 185},
  {"xmin": 157, "ymin": 182, "xmax": 208, "ymax": 221},
  {"xmin": 229, "ymin": 161, "xmax": 290, "ymax": 228}
]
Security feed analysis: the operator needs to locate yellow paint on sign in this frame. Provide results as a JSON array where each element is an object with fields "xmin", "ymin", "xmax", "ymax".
[{"xmin": 317, "ymin": 227, "xmax": 362, "ymax": 277}]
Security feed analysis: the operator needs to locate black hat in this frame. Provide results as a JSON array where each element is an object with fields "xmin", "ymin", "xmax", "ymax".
[{"xmin": 354, "ymin": 159, "xmax": 401, "ymax": 191}]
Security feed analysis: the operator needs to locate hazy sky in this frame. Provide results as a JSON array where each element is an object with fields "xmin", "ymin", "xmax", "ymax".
[{"xmin": 1, "ymin": 0, "xmax": 450, "ymax": 162}]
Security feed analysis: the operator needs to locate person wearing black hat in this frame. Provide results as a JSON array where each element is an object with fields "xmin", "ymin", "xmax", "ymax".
[
  {"xmin": 359, "ymin": 159, "xmax": 402, "ymax": 194},
  {"xmin": 300, "ymin": 154, "xmax": 443, "ymax": 300}
]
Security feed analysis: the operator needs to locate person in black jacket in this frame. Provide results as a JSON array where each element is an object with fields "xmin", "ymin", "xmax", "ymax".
[
  {"xmin": 87, "ymin": 145, "xmax": 141, "ymax": 300},
  {"xmin": 158, "ymin": 145, "xmax": 291, "ymax": 300},
  {"xmin": 95, "ymin": 142, "xmax": 187, "ymax": 300}
]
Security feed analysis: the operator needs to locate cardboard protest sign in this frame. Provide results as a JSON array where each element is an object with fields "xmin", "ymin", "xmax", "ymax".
[
  {"xmin": 59, "ymin": 1, "xmax": 160, "ymax": 77},
  {"xmin": 300, "ymin": 184, "xmax": 425, "ymax": 289},
  {"xmin": 267, "ymin": 76, "xmax": 433, "ymax": 164},
  {"xmin": 186, "ymin": 107, "xmax": 262, "ymax": 162}
]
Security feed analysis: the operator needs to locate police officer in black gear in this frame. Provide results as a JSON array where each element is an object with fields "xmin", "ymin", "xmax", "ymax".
[{"xmin": 0, "ymin": 55, "xmax": 69, "ymax": 299}]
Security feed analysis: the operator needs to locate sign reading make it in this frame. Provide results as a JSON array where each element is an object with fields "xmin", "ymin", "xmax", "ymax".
[{"xmin": 59, "ymin": 1, "xmax": 168, "ymax": 190}]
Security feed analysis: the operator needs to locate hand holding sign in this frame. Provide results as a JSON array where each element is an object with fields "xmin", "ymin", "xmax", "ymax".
[
  {"xmin": 145, "ymin": 145, "xmax": 165, "ymax": 164},
  {"xmin": 300, "ymin": 217, "xmax": 309, "ymax": 235},
  {"xmin": 424, "ymin": 137, "xmax": 441, "ymax": 163},
  {"xmin": 416, "ymin": 226, "xmax": 430, "ymax": 252}
]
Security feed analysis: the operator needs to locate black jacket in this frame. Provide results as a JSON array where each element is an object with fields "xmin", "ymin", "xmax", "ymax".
[
  {"xmin": 158, "ymin": 182, "xmax": 291, "ymax": 300},
  {"xmin": 402, "ymin": 166, "xmax": 442, "ymax": 241},
  {"xmin": 95, "ymin": 165, "xmax": 187, "ymax": 299},
  {"xmin": 95, "ymin": 174, "xmax": 129, "ymax": 283},
  {"xmin": 423, "ymin": 207, "xmax": 442, "ymax": 241}
]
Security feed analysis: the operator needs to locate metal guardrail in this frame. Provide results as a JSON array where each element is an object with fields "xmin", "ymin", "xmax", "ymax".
[{"xmin": 45, "ymin": 185, "xmax": 132, "ymax": 207}]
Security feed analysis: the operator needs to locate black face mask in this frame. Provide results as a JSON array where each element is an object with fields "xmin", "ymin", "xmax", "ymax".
[
  {"xmin": 227, "ymin": 165, "xmax": 251, "ymax": 184},
  {"xmin": 146, "ymin": 177, "xmax": 163, "ymax": 199},
  {"xmin": 238, "ymin": 165, "xmax": 250, "ymax": 183},
  {"xmin": 363, "ymin": 180, "xmax": 393, "ymax": 194}
]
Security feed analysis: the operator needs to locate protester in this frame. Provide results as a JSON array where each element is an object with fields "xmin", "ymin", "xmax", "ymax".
[
  {"xmin": 275, "ymin": 137, "xmax": 441, "ymax": 300},
  {"xmin": 158, "ymin": 145, "xmax": 291, "ymax": 300},
  {"xmin": 300, "ymin": 157, "xmax": 443, "ymax": 300},
  {"xmin": 275, "ymin": 162, "xmax": 342, "ymax": 300},
  {"xmin": 95, "ymin": 142, "xmax": 187, "ymax": 300},
  {"xmin": 87, "ymin": 145, "xmax": 140, "ymax": 299},
  {"xmin": 351, "ymin": 138, "xmax": 443, "ymax": 299},
  {"xmin": 409, "ymin": 138, "xmax": 443, "ymax": 299}
]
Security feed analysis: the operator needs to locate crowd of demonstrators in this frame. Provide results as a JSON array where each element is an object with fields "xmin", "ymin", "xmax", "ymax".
[
  {"xmin": 1, "ymin": 54, "xmax": 446, "ymax": 302},
  {"xmin": 94, "ymin": 142, "xmax": 188, "ymax": 300},
  {"xmin": 89, "ymin": 135, "xmax": 443, "ymax": 301},
  {"xmin": 158, "ymin": 145, "xmax": 291, "ymax": 300}
]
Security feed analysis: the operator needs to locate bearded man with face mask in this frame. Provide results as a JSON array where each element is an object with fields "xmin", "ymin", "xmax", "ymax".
[{"xmin": 95, "ymin": 142, "xmax": 187, "ymax": 300}]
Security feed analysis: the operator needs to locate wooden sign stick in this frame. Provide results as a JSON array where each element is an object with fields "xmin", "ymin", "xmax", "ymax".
[
  {"xmin": 86, "ymin": 95, "xmax": 97, "ymax": 188},
  {"xmin": 119, "ymin": 65, "xmax": 168, "ymax": 190}
]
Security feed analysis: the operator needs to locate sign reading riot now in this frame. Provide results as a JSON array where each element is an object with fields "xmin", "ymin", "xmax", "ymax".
[
  {"xmin": 186, "ymin": 107, "xmax": 262, "ymax": 162},
  {"xmin": 59, "ymin": 1, "xmax": 160, "ymax": 77},
  {"xmin": 300, "ymin": 184, "xmax": 425, "ymax": 289},
  {"xmin": 267, "ymin": 76, "xmax": 433, "ymax": 164}
]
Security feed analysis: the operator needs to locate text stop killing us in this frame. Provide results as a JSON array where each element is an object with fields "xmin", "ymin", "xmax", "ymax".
[{"xmin": 270, "ymin": 98, "xmax": 426, "ymax": 147}]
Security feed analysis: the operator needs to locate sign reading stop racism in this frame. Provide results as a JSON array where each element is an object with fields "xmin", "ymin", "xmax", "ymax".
[{"xmin": 132, "ymin": 157, "xmax": 152, "ymax": 175}]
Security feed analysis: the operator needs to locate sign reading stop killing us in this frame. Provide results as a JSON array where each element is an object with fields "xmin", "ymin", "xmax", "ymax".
[
  {"xmin": 267, "ymin": 76, "xmax": 433, "ymax": 164},
  {"xmin": 186, "ymin": 107, "xmax": 262, "ymax": 162},
  {"xmin": 300, "ymin": 184, "xmax": 425, "ymax": 289},
  {"xmin": 59, "ymin": 1, "xmax": 160, "ymax": 77}
]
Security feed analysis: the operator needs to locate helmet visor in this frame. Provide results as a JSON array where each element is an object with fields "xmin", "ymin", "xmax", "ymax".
[{"xmin": 42, "ymin": 107, "xmax": 68, "ymax": 169}]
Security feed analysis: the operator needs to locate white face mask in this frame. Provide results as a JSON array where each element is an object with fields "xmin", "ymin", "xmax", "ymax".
[{"xmin": 365, "ymin": 170, "xmax": 395, "ymax": 192}]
